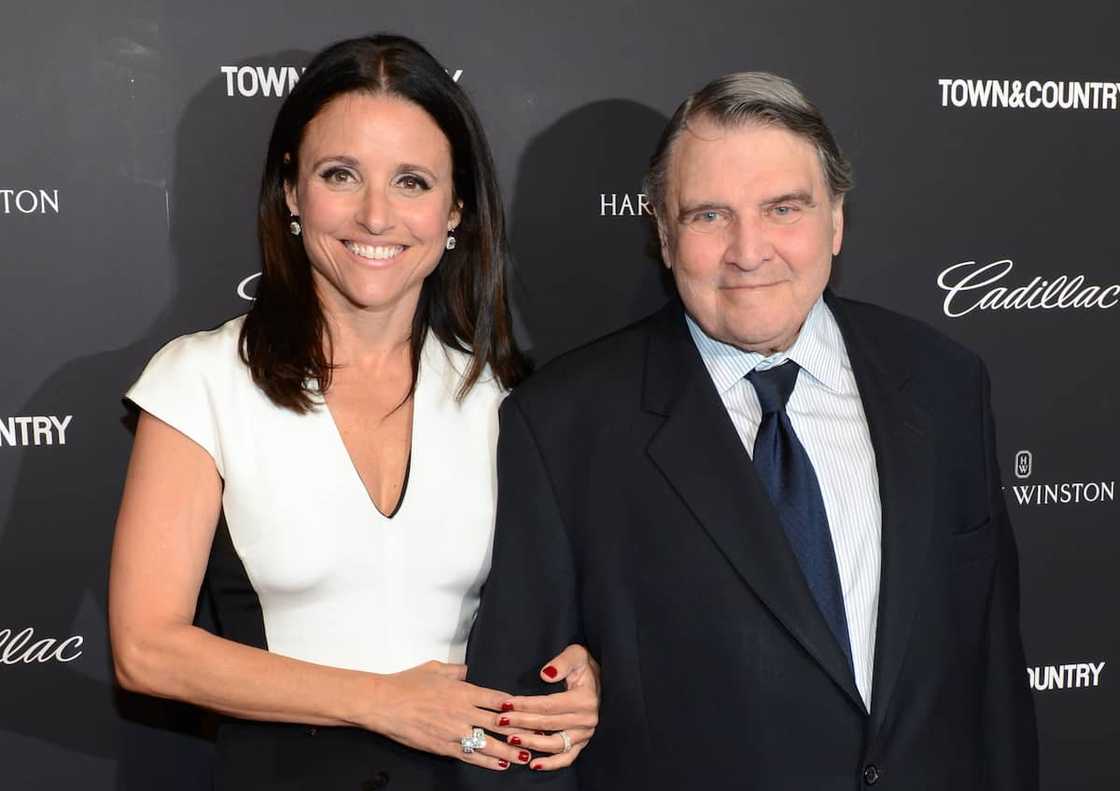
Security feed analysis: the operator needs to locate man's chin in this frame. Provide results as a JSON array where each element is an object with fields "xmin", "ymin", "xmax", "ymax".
[{"xmin": 720, "ymin": 317, "xmax": 801, "ymax": 354}]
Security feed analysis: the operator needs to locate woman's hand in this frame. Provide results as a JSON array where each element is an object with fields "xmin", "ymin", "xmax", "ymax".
[
  {"xmin": 363, "ymin": 660, "xmax": 530, "ymax": 771},
  {"xmin": 490, "ymin": 644, "xmax": 601, "ymax": 770}
]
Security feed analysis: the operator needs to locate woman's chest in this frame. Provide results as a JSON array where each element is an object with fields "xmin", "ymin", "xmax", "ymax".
[{"xmin": 213, "ymin": 389, "xmax": 499, "ymax": 600}]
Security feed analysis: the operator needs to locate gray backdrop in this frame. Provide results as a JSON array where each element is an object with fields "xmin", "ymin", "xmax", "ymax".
[{"xmin": 1, "ymin": 1, "xmax": 1116, "ymax": 788}]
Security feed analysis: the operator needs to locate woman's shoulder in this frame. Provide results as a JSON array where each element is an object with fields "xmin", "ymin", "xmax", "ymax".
[
  {"xmin": 423, "ymin": 334, "xmax": 506, "ymax": 403},
  {"xmin": 145, "ymin": 315, "xmax": 247, "ymax": 375}
]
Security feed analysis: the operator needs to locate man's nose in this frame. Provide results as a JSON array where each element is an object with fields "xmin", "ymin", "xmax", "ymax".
[{"xmin": 725, "ymin": 214, "xmax": 775, "ymax": 269}]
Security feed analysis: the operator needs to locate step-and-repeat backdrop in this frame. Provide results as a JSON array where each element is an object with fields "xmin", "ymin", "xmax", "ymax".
[{"xmin": 1, "ymin": 1, "xmax": 1116, "ymax": 787}]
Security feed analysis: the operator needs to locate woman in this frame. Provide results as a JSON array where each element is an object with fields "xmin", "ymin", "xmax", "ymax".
[{"xmin": 109, "ymin": 35, "xmax": 597, "ymax": 789}]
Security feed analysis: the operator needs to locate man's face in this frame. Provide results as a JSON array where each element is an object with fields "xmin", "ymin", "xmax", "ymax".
[{"xmin": 658, "ymin": 118, "xmax": 844, "ymax": 353}]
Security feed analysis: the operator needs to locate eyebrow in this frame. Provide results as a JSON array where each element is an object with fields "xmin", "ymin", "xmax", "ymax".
[
  {"xmin": 396, "ymin": 162, "xmax": 438, "ymax": 179},
  {"xmin": 762, "ymin": 191, "xmax": 815, "ymax": 207},
  {"xmin": 310, "ymin": 154, "xmax": 360, "ymax": 170},
  {"xmin": 308, "ymin": 156, "xmax": 439, "ymax": 180}
]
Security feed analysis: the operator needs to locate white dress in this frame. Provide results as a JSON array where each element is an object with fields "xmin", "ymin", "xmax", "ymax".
[{"xmin": 126, "ymin": 316, "xmax": 504, "ymax": 674}]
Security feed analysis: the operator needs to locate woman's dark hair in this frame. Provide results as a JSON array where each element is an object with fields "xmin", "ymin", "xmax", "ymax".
[{"xmin": 241, "ymin": 34, "xmax": 528, "ymax": 412}]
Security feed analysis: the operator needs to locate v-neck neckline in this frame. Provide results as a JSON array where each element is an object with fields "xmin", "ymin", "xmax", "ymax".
[{"xmin": 318, "ymin": 339, "xmax": 431, "ymax": 522}]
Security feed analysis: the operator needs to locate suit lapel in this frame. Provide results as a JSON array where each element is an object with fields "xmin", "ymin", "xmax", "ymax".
[
  {"xmin": 643, "ymin": 303, "xmax": 865, "ymax": 711},
  {"xmin": 825, "ymin": 293, "xmax": 936, "ymax": 731}
]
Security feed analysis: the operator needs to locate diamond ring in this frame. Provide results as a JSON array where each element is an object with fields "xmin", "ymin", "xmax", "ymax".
[
  {"xmin": 559, "ymin": 730, "xmax": 573, "ymax": 753},
  {"xmin": 460, "ymin": 727, "xmax": 487, "ymax": 754}
]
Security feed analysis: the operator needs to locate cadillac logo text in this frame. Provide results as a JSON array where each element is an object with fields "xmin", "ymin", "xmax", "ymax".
[
  {"xmin": 0, "ymin": 627, "xmax": 83, "ymax": 664},
  {"xmin": 938, "ymin": 260, "xmax": 1120, "ymax": 318}
]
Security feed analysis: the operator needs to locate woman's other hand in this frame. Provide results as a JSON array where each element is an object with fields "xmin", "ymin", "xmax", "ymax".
[{"xmin": 490, "ymin": 644, "xmax": 600, "ymax": 770}]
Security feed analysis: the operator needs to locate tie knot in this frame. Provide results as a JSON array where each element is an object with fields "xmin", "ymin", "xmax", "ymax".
[{"xmin": 747, "ymin": 361, "xmax": 801, "ymax": 414}]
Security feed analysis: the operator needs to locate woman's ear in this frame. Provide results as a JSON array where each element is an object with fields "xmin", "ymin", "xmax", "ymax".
[{"xmin": 283, "ymin": 154, "xmax": 299, "ymax": 216}]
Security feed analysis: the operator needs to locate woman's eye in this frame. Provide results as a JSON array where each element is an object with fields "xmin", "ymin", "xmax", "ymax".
[
  {"xmin": 321, "ymin": 167, "xmax": 355, "ymax": 184},
  {"xmin": 396, "ymin": 174, "xmax": 431, "ymax": 191}
]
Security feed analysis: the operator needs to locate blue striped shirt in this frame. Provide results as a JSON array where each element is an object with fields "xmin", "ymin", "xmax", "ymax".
[{"xmin": 686, "ymin": 298, "xmax": 882, "ymax": 708}]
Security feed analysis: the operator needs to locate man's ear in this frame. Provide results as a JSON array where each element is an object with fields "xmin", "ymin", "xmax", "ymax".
[{"xmin": 830, "ymin": 194, "xmax": 845, "ymax": 256}]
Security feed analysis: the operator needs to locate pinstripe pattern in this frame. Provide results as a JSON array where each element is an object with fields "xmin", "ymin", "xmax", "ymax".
[{"xmin": 686, "ymin": 298, "xmax": 882, "ymax": 708}]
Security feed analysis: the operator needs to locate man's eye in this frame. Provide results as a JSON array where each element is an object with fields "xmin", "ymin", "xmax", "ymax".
[
  {"xmin": 689, "ymin": 210, "xmax": 721, "ymax": 223},
  {"xmin": 767, "ymin": 204, "xmax": 803, "ymax": 223}
]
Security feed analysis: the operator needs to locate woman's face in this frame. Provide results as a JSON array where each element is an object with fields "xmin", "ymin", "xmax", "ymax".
[{"xmin": 284, "ymin": 92, "xmax": 461, "ymax": 320}]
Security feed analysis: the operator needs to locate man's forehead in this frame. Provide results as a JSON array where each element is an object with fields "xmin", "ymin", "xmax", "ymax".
[{"xmin": 668, "ymin": 120, "xmax": 824, "ymax": 200}]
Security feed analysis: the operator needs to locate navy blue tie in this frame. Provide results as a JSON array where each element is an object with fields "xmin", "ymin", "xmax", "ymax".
[{"xmin": 747, "ymin": 362, "xmax": 854, "ymax": 673}]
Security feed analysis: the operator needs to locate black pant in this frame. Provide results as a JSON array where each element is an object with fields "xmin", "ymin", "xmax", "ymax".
[{"xmin": 215, "ymin": 720, "xmax": 455, "ymax": 791}]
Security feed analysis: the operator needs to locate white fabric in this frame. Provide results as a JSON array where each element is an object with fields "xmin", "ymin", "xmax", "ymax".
[
  {"xmin": 686, "ymin": 298, "xmax": 882, "ymax": 709},
  {"xmin": 126, "ymin": 316, "xmax": 504, "ymax": 673}
]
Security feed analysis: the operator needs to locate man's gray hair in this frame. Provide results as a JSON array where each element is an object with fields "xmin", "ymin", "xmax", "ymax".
[{"xmin": 643, "ymin": 72, "xmax": 854, "ymax": 218}]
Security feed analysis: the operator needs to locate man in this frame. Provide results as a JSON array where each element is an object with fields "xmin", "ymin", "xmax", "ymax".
[{"xmin": 462, "ymin": 73, "xmax": 1038, "ymax": 790}]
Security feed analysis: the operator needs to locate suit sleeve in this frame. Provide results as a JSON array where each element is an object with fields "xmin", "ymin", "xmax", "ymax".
[
  {"xmin": 458, "ymin": 395, "xmax": 583, "ymax": 789},
  {"xmin": 978, "ymin": 361, "xmax": 1040, "ymax": 791}
]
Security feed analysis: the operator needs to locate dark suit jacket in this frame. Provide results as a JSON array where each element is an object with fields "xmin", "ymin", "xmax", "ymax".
[{"xmin": 461, "ymin": 293, "xmax": 1038, "ymax": 790}]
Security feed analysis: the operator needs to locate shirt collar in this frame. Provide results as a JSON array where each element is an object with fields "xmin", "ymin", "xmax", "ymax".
[{"xmin": 684, "ymin": 297, "xmax": 849, "ymax": 395}]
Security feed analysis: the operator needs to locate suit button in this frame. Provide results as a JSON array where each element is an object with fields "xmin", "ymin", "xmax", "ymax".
[
  {"xmin": 863, "ymin": 764, "xmax": 880, "ymax": 785},
  {"xmin": 362, "ymin": 771, "xmax": 390, "ymax": 790},
  {"xmin": 306, "ymin": 727, "xmax": 317, "ymax": 736}
]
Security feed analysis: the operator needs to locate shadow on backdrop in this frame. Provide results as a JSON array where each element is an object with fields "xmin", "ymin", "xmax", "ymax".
[
  {"xmin": 0, "ymin": 50, "xmax": 308, "ymax": 790},
  {"xmin": 508, "ymin": 99, "xmax": 674, "ymax": 366}
]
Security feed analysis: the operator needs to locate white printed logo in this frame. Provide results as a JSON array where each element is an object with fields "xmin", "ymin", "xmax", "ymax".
[
  {"xmin": 939, "ymin": 78, "xmax": 1120, "ymax": 110},
  {"xmin": 1, "ymin": 189, "xmax": 60, "ymax": 215},
  {"xmin": 1004, "ymin": 451, "xmax": 1115, "ymax": 506},
  {"xmin": 1028, "ymin": 661, "xmax": 1105, "ymax": 692},
  {"xmin": 0, "ymin": 416, "xmax": 72, "ymax": 448},
  {"xmin": 600, "ymin": 193, "xmax": 651, "ymax": 217},
  {"xmin": 222, "ymin": 66, "xmax": 463, "ymax": 97},
  {"xmin": 937, "ymin": 260, "xmax": 1120, "ymax": 318},
  {"xmin": 221, "ymin": 66, "xmax": 305, "ymax": 97},
  {"xmin": 237, "ymin": 272, "xmax": 260, "ymax": 301},
  {"xmin": 0, "ymin": 627, "xmax": 83, "ymax": 664}
]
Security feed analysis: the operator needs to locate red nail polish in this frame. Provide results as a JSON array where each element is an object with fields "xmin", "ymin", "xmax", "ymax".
[
  {"xmin": 531, "ymin": 763, "xmax": 543, "ymax": 770},
  {"xmin": 498, "ymin": 716, "xmax": 510, "ymax": 727},
  {"xmin": 518, "ymin": 750, "xmax": 530, "ymax": 762},
  {"xmin": 501, "ymin": 702, "xmax": 515, "ymax": 712},
  {"xmin": 542, "ymin": 665, "xmax": 558, "ymax": 679},
  {"xmin": 509, "ymin": 735, "xmax": 521, "ymax": 745},
  {"xmin": 498, "ymin": 760, "xmax": 509, "ymax": 769}
]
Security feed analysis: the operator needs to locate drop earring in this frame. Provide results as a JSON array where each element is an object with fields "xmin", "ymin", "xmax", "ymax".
[
  {"xmin": 445, "ymin": 229, "xmax": 457, "ymax": 250},
  {"xmin": 289, "ymin": 216, "xmax": 302, "ymax": 236}
]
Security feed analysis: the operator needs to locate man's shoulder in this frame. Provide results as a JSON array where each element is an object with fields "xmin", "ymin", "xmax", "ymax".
[
  {"xmin": 508, "ymin": 306, "xmax": 670, "ymax": 414},
  {"xmin": 833, "ymin": 295, "xmax": 982, "ymax": 371}
]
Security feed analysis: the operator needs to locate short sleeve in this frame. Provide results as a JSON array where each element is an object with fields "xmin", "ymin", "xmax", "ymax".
[{"xmin": 125, "ymin": 328, "xmax": 230, "ymax": 477}]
